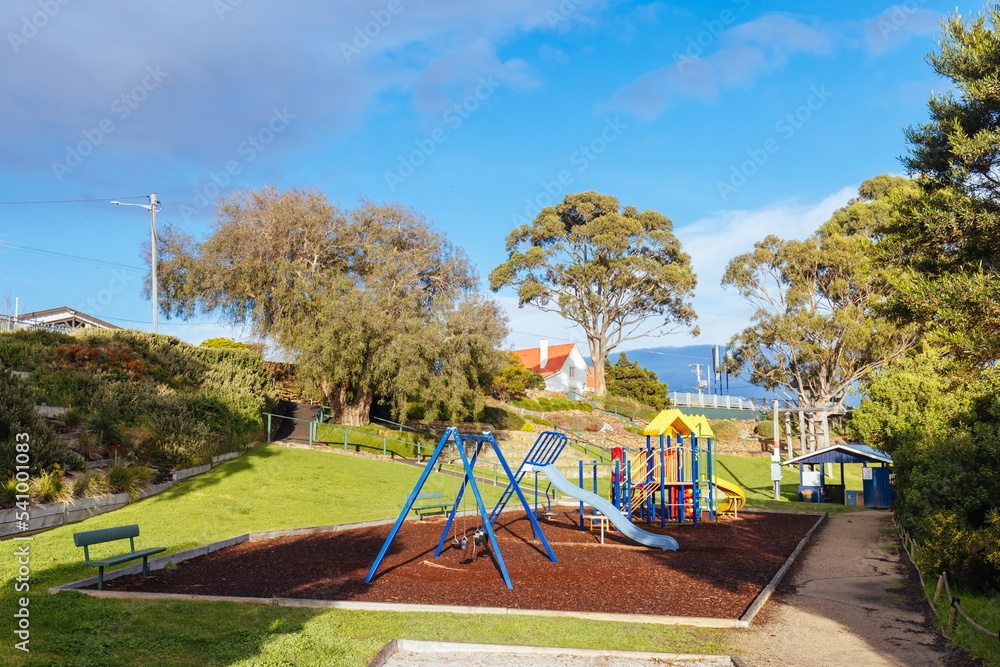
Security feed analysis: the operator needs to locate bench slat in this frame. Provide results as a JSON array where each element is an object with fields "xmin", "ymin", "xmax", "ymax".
[
  {"xmin": 74, "ymin": 524, "xmax": 140, "ymax": 548},
  {"xmin": 89, "ymin": 547, "xmax": 167, "ymax": 567}
]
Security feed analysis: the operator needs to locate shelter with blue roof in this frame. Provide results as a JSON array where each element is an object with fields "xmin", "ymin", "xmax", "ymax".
[{"xmin": 782, "ymin": 443, "xmax": 894, "ymax": 508}]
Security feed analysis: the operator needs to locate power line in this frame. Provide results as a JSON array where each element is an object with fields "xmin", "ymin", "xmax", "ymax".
[
  {"xmin": 0, "ymin": 241, "xmax": 142, "ymax": 271},
  {"xmin": 0, "ymin": 196, "xmax": 149, "ymax": 205}
]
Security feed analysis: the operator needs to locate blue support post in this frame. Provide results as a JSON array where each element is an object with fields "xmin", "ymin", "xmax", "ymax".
[
  {"xmin": 692, "ymin": 434, "xmax": 700, "ymax": 526},
  {"xmin": 578, "ymin": 459, "xmax": 584, "ymax": 531},
  {"xmin": 365, "ymin": 428, "xmax": 457, "ymax": 584},
  {"xmin": 678, "ymin": 435, "xmax": 686, "ymax": 523},
  {"xmin": 707, "ymin": 435, "xmax": 715, "ymax": 522},
  {"xmin": 659, "ymin": 433, "xmax": 666, "ymax": 527}
]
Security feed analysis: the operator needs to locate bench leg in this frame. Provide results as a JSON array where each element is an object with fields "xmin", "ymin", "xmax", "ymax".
[
  {"xmin": 98, "ymin": 566, "xmax": 104, "ymax": 591},
  {"xmin": 142, "ymin": 556, "xmax": 149, "ymax": 578}
]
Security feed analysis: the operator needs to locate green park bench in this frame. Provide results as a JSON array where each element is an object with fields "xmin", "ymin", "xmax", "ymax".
[
  {"xmin": 408, "ymin": 491, "xmax": 454, "ymax": 520},
  {"xmin": 73, "ymin": 524, "xmax": 166, "ymax": 590}
]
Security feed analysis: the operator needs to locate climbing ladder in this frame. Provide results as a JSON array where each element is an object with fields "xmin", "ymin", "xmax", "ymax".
[{"xmin": 488, "ymin": 431, "xmax": 567, "ymax": 524}]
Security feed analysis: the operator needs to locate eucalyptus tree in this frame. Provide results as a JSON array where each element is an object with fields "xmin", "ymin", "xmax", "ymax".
[
  {"xmin": 153, "ymin": 186, "xmax": 507, "ymax": 425},
  {"xmin": 723, "ymin": 176, "xmax": 920, "ymax": 411},
  {"xmin": 490, "ymin": 191, "xmax": 698, "ymax": 395}
]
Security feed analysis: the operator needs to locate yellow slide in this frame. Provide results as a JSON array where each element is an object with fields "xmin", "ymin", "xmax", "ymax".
[{"xmin": 712, "ymin": 478, "xmax": 746, "ymax": 515}]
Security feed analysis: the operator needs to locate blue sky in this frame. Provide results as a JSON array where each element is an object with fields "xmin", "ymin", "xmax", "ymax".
[{"xmin": 0, "ymin": 0, "xmax": 962, "ymax": 362}]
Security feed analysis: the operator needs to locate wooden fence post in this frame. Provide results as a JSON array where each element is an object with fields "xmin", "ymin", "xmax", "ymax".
[
  {"xmin": 947, "ymin": 600, "xmax": 958, "ymax": 635},
  {"xmin": 934, "ymin": 573, "xmax": 945, "ymax": 604}
]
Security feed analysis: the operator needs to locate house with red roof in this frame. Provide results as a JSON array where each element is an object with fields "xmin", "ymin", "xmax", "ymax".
[{"xmin": 512, "ymin": 339, "xmax": 594, "ymax": 395}]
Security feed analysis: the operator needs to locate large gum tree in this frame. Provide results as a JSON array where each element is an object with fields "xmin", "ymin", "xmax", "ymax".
[
  {"xmin": 723, "ymin": 176, "xmax": 921, "ymax": 413},
  {"xmin": 152, "ymin": 186, "xmax": 507, "ymax": 425},
  {"xmin": 489, "ymin": 191, "xmax": 698, "ymax": 395}
]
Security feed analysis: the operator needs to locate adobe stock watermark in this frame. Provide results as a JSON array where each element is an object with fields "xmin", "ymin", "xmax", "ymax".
[
  {"xmin": 674, "ymin": 0, "xmax": 751, "ymax": 71},
  {"xmin": 384, "ymin": 76, "xmax": 502, "ymax": 191},
  {"xmin": 716, "ymin": 85, "xmax": 832, "ymax": 202},
  {"xmin": 547, "ymin": 0, "xmax": 584, "ymax": 27},
  {"xmin": 51, "ymin": 65, "xmax": 170, "ymax": 183},
  {"xmin": 180, "ymin": 107, "xmax": 295, "ymax": 222},
  {"xmin": 511, "ymin": 117, "xmax": 627, "ymax": 225},
  {"xmin": 874, "ymin": 0, "xmax": 929, "ymax": 42},
  {"xmin": 77, "ymin": 269, "xmax": 139, "ymax": 316},
  {"xmin": 7, "ymin": 0, "xmax": 71, "ymax": 54},
  {"xmin": 341, "ymin": 0, "xmax": 405, "ymax": 63},
  {"xmin": 213, "ymin": 0, "xmax": 244, "ymax": 21}
]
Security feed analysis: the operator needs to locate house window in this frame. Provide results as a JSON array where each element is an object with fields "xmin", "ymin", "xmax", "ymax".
[{"xmin": 569, "ymin": 366, "xmax": 576, "ymax": 378}]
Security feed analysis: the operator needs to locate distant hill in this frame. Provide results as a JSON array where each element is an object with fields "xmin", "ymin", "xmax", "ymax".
[{"xmin": 612, "ymin": 345, "xmax": 785, "ymax": 402}]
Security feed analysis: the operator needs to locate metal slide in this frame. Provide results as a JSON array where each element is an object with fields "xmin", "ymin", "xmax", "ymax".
[{"xmin": 525, "ymin": 463, "xmax": 679, "ymax": 551}]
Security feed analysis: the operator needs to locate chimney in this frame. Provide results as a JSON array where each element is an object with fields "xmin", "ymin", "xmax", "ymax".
[{"xmin": 539, "ymin": 339, "xmax": 548, "ymax": 369}]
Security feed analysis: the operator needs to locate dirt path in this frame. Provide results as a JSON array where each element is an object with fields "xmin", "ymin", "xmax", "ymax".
[{"xmin": 733, "ymin": 511, "xmax": 960, "ymax": 666}]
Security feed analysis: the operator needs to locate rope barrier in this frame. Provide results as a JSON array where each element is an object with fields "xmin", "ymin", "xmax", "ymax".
[{"xmin": 894, "ymin": 516, "xmax": 999, "ymax": 640}]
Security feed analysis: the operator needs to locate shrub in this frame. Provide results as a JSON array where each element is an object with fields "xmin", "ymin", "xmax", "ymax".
[
  {"xmin": 754, "ymin": 419, "xmax": 775, "ymax": 440},
  {"xmin": 65, "ymin": 450, "xmax": 87, "ymax": 473},
  {"xmin": 104, "ymin": 464, "xmax": 155, "ymax": 500},
  {"xmin": 527, "ymin": 416, "xmax": 551, "ymax": 426},
  {"xmin": 512, "ymin": 398, "xmax": 542, "ymax": 412},
  {"xmin": 598, "ymin": 394, "xmax": 659, "ymax": 421},
  {"xmin": 536, "ymin": 397, "xmax": 553, "ymax": 410},
  {"xmin": 72, "ymin": 472, "xmax": 110, "ymax": 499},
  {"xmin": 477, "ymin": 405, "xmax": 527, "ymax": 431},
  {"xmin": 625, "ymin": 426, "xmax": 645, "ymax": 436},
  {"xmin": 74, "ymin": 430, "xmax": 105, "ymax": 460},
  {"xmin": 1, "ymin": 478, "xmax": 19, "ymax": 507},
  {"xmin": 711, "ymin": 420, "xmax": 740, "ymax": 441},
  {"xmin": 917, "ymin": 510, "xmax": 1000, "ymax": 593},
  {"xmin": 0, "ymin": 370, "xmax": 69, "ymax": 480},
  {"xmin": 63, "ymin": 408, "xmax": 83, "ymax": 430},
  {"xmin": 32, "ymin": 467, "xmax": 68, "ymax": 503},
  {"xmin": 604, "ymin": 352, "xmax": 669, "ymax": 410},
  {"xmin": 519, "ymin": 421, "xmax": 535, "ymax": 432}
]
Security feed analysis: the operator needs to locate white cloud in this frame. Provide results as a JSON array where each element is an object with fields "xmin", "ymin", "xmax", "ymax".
[
  {"xmin": 864, "ymin": 6, "xmax": 942, "ymax": 56},
  {"xmin": 609, "ymin": 13, "xmax": 832, "ymax": 118},
  {"xmin": 673, "ymin": 184, "xmax": 855, "ymax": 345}
]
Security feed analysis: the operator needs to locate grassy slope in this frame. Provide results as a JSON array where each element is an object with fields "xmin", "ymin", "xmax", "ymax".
[{"xmin": 0, "ymin": 445, "xmax": 728, "ymax": 667}]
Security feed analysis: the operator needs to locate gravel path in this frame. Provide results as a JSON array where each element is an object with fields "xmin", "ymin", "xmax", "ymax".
[{"xmin": 733, "ymin": 511, "xmax": 958, "ymax": 666}]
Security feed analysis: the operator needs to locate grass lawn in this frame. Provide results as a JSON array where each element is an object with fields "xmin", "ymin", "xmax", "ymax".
[
  {"xmin": 0, "ymin": 444, "xmax": 731, "ymax": 666},
  {"xmin": 714, "ymin": 454, "xmax": 869, "ymax": 513},
  {"xmin": 922, "ymin": 579, "xmax": 1000, "ymax": 665}
]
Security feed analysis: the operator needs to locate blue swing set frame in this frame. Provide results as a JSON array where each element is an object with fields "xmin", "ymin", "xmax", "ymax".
[{"xmin": 364, "ymin": 428, "xmax": 565, "ymax": 589}]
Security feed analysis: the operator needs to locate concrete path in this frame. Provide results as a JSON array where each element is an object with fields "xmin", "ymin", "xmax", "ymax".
[{"xmin": 733, "ymin": 511, "xmax": 957, "ymax": 666}]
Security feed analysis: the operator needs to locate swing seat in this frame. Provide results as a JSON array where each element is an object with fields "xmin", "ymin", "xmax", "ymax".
[{"xmin": 407, "ymin": 491, "xmax": 454, "ymax": 520}]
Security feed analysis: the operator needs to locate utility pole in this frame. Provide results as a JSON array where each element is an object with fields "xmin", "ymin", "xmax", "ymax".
[
  {"xmin": 111, "ymin": 193, "xmax": 159, "ymax": 334},
  {"xmin": 689, "ymin": 364, "xmax": 708, "ymax": 395}
]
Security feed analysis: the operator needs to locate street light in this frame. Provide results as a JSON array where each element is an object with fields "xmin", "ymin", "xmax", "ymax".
[{"xmin": 111, "ymin": 193, "xmax": 160, "ymax": 334}]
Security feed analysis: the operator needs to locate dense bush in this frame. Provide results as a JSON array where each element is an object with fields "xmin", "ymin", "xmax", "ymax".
[
  {"xmin": 0, "ymin": 370, "xmax": 70, "ymax": 480},
  {"xmin": 754, "ymin": 420, "xmax": 775, "ymax": 440},
  {"xmin": 710, "ymin": 420, "xmax": 740, "ymax": 440},
  {"xmin": 852, "ymin": 354, "xmax": 1000, "ymax": 590},
  {"xmin": 477, "ymin": 405, "xmax": 526, "ymax": 431},
  {"xmin": 604, "ymin": 352, "xmax": 669, "ymax": 410},
  {"xmin": 597, "ymin": 394, "xmax": 660, "ymax": 421},
  {"xmin": 0, "ymin": 329, "xmax": 277, "ymax": 471}
]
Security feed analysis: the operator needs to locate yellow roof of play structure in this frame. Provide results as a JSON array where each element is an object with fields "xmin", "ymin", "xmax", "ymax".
[{"xmin": 643, "ymin": 409, "xmax": 715, "ymax": 438}]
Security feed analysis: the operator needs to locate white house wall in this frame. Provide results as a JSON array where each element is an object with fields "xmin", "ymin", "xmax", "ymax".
[{"xmin": 543, "ymin": 346, "xmax": 590, "ymax": 395}]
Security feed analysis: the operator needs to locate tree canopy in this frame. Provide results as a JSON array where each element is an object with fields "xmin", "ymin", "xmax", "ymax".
[
  {"xmin": 604, "ymin": 352, "xmax": 669, "ymax": 410},
  {"xmin": 153, "ymin": 187, "xmax": 507, "ymax": 425},
  {"xmin": 879, "ymin": 7, "xmax": 1000, "ymax": 363},
  {"xmin": 489, "ymin": 191, "xmax": 697, "ymax": 395},
  {"xmin": 722, "ymin": 176, "xmax": 920, "ymax": 411},
  {"xmin": 489, "ymin": 351, "xmax": 545, "ymax": 402}
]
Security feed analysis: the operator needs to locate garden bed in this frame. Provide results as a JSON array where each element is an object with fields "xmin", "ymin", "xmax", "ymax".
[{"xmin": 92, "ymin": 509, "xmax": 818, "ymax": 620}]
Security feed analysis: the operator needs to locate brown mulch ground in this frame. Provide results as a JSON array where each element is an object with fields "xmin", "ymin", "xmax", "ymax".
[{"xmin": 99, "ymin": 510, "xmax": 818, "ymax": 619}]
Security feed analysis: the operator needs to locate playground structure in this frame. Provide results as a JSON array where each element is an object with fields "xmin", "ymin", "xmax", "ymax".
[
  {"xmin": 610, "ymin": 409, "xmax": 746, "ymax": 527},
  {"xmin": 365, "ymin": 427, "xmax": 680, "ymax": 590}
]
